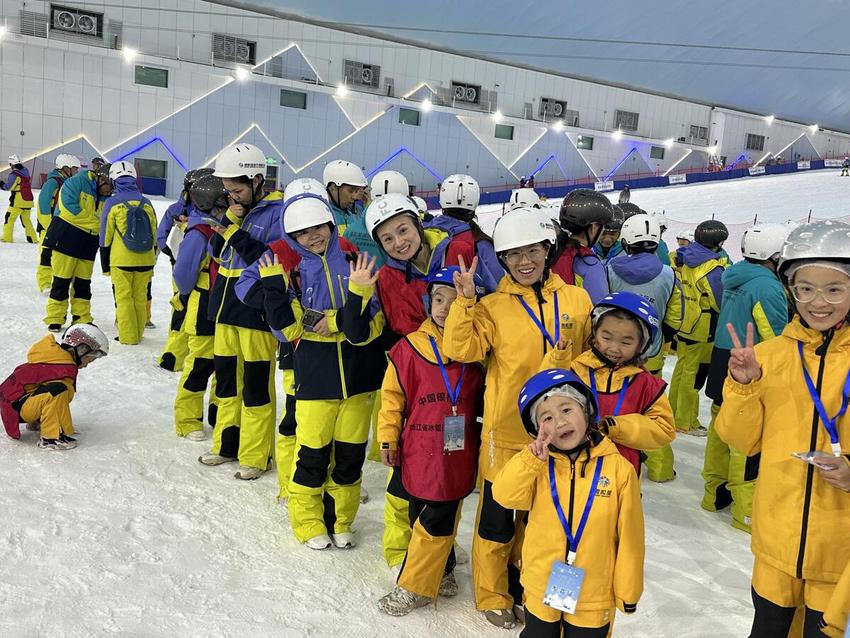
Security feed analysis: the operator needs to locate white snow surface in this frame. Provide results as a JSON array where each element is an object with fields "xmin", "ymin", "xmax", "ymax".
[{"xmin": 0, "ymin": 170, "xmax": 846, "ymax": 637}]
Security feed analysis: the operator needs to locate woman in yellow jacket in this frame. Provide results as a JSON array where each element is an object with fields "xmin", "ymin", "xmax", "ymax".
[
  {"xmin": 444, "ymin": 206, "xmax": 593, "ymax": 629},
  {"xmin": 715, "ymin": 219, "xmax": 850, "ymax": 637},
  {"xmin": 99, "ymin": 162, "xmax": 157, "ymax": 345},
  {"xmin": 493, "ymin": 368, "xmax": 643, "ymax": 637}
]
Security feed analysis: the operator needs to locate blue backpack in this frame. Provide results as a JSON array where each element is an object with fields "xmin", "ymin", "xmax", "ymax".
[{"xmin": 119, "ymin": 202, "xmax": 154, "ymax": 252}]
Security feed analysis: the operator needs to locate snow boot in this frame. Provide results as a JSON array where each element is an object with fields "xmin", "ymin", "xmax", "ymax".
[
  {"xmin": 305, "ymin": 534, "xmax": 332, "ymax": 550},
  {"xmin": 234, "ymin": 465, "xmax": 265, "ymax": 480},
  {"xmin": 484, "ymin": 609, "xmax": 516, "ymax": 629},
  {"xmin": 377, "ymin": 586, "xmax": 432, "ymax": 616},
  {"xmin": 185, "ymin": 430, "xmax": 206, "ymax": 442},
  {"xmin": 439, "ymin": 571, "xmax": 458, "ymax": 597},
  {"xmin": 38, "ymin": 436, "xmax": 77, "ymax": 451},
  {"xmin": 330, "ymin": 532, "xmax": 355, "ymax": 549},
  {"xmin": 47, "ymin": 324, "xmax": 63, "ymax": 333},
  {"xmin": 198, "ymin": 453, "xmax": 236, "ymax": 466}
]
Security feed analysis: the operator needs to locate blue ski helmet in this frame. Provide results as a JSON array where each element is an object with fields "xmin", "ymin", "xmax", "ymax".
[{"xmin": 518, "ymin": 368, "xmax": 598, "ymax": 436}]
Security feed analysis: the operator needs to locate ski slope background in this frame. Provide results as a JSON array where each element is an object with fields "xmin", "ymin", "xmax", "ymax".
[{"xmin": 0, "ymin": 170, "xmax": 846, "ymax": 637}]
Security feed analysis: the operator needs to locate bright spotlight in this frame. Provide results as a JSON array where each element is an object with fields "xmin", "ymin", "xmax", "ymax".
[
  {"xmin": 421, "ymin": 98, "xmax": 432, "ymax": 112},
  {"xmin": 0, "ymin": 25, "xmax": 7, "ymax": 40},
  {"xmin": 664, "ymin": 138, "xmax": 675, "ymax": 148},
  {"xmin": 765, "ymin": 115, "xmax": 775, "ymax": 125},
  {"xmin": 492, "ymin": 110, "xmax": 503, "ymax": 122},
  {"xmin": 336, "ymin": 84, "xmax": 349, "ymax": 97},
  {"xmin": 122, "ymin": 47, "xmax": 137, "ymax": 63},
  {"xmin": 809, "ymin": 124, "xmax": 819, "ymax": 134},
  {"xmin": 551, "ymin": 120, "xmax": 564, "ymax": 132},
  {"xmin": 235, "ymin": 67, "xmax": 250, "ymax": 81},
  {"xmin": 611, "ymin": 129, "xmax": 623, "ymax": 141}
]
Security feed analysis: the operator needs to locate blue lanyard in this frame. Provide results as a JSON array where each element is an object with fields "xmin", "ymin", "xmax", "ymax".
[
  {"xmin": 797, "ymin": 341, "xmax": 850, "ymax": 457},
  {"xmin": 516, "ymin": 294, "xmax": 560, "ymax": 349},
  {"xmin": 588, "ymin": 371, "xmax": 630, "ymax": 417},
  {"xmin": 549, "ymin": 456, "xmax": 603, "ymax": 565},
  {"xmin": 429, "ymin": 336, "xmax": 465, "ymax": 416}
]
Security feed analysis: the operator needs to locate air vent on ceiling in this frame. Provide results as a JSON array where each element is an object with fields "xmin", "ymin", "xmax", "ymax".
[
  {"xmin": 344, "ymin": 60, "xmax": 381, "ymax": 89},
  {"xmin": 539, "ymin": 97, "xmax": 567, "ymax": 120},
  {"xmin": 451, "ymin": 81, "xmax": 481, "ymax": 105},
  {"xmin": 50, "ymin": 4, "xmax": 103, "ymax": 38},
  {"xmin": 212, "ymin": 33, "xmax": 256, "ymax": 65}
]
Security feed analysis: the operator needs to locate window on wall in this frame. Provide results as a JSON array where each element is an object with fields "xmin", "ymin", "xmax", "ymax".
[
  {"xmin": 576, "ymin": 135, "xmax": 594, "ymax": 150},
  {"xmin": 650, "ymin": 146, "xmax": 665, "ymax": 160},
  {"xmin": 689, "ymin": 125, "xmax": 708, "ymax": 140},
  {"xmin": 398, "ymin": 108, "xmax": 421, "ymax": 126},
  {"xmin": 495, "ymin": 124, "xmax": 514, "ymax": 140},
  {"xmin": 279, "ymin": 89, "xmax": 307, "ymax": 110},
  {"xmin": 746, "ymin": 133, "xmax": 766, "ymax": 151},
  {"xmin": 135, "ymin": 159, "xmax": 167, "ymax": 179},
  {"xmin": 134, "ymin": 65, "xmax": 168, "ymax": 88},
  {"xmin": 614, "ymin": 109, "xmax": 640, "ymax": 132}
]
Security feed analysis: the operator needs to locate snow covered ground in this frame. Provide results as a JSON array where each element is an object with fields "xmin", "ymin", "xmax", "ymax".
[{"xmin": 0, "ymin": 170, "xmax": 846, "ymax": 637}]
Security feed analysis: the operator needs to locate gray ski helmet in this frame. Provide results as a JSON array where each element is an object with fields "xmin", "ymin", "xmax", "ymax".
[
  {"xmin": 184, "ymin": 167, "xmax": 214, "ymax": 192},
  {"xmin": 190, "ymin": 174, "xmax": 229, "ymax": 213},
  {"xmin": 603, "ymin": 205, "xmax": 625, "ymax": 232},
  {"xmin": 777, "ymin": 219, "xmax": 850, "ymax": 281},
  {"xmin": 694, "ymin": 220, "xmax": 729, "ymax": 249},
  {"xmin": 559, "ymin": 189, "xmax": 614, "ymax": 230},
  {"xmin": 618, "ymin": 202, "xmax": 646, "ymax": 220}
]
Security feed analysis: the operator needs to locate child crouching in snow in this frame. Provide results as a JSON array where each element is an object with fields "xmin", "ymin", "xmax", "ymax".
[
  {"xmin": 0, "ymin": 324, "xmax": 109, "ymax": 449},
  {"xmin": 375, "ymin": 266, "xmax": 485, "ymax": 616},
  {"xmin": 492, "ymin": 369, "xmax": 644, "ymax": 637}
]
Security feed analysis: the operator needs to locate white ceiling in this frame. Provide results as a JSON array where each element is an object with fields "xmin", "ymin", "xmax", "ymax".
[{"xmin": 213, "ymin": 0, "xmax": 850, "ymax": 132}]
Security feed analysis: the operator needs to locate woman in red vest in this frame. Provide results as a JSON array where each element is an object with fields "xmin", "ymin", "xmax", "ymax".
[{"xmin": 375, "ymin": 266, "xmax": 485, "ymax": 616}]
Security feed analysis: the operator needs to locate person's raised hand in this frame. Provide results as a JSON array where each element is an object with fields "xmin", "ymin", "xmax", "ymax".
[
  {"xmin": 528, "ymin": 426, "xmax": 555, "ymax": 460},
  {"xmin": 258, "ymin": 252, "xmax": 279, "ymax": 270},
  {"xmin": 453, "ymin": 255, "xmax": 479, "ymax": 299},
  {"xmin": 727, "ymin": 322, "xmax": 761, "ymax": 384},
  {"xmin": 348, "ymin": 252, "xmax": 379, "ymax": 287}
]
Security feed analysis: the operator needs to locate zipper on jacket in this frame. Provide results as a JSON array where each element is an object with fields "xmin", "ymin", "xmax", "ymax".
[
  {"xmin": 795, "ymin": 331, "xmax": 832, "ymax": 578},
  {"xmin": 605, "ymin": 367, "xmax": 614, "ymax": 393},
  {"xmin": 537, "ymin": 296, "xmax": 549, "ymax": 354},
  {"xmin": 566, "ymin": 458, "xmax": 576, "ymax": 558},
  {"xmin": 321, "ymin": 256, "xmax": 348, "ymax": 399}
]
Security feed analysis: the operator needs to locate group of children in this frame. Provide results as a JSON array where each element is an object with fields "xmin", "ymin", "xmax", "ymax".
[{"xmin": 1, "ymin": 142, "xmax": 849, "ymax": 636}]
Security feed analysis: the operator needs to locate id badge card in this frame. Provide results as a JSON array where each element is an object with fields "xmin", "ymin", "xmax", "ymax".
[
  {"xmin": 542, "ymin": 560, "xmax": 584, "ymax": 614},
  {"xmin": 443, "ymin": 415, "xmax": 465, "ymax": 452}
]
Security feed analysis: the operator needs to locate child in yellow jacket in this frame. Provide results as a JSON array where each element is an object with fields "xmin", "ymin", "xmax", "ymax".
[
  {"xmin": 715, "ymin": 220, "xmax": 850, "ymax": 637},
  {"xmin": 493, "ymin": 368, "xmax": 644, "ymax": 637},
  {"xmin": 543, "ymin": 291, "xmax": 676, "ymax": 480}
]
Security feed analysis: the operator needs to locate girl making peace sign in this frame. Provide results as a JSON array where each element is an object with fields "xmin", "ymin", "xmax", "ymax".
[{"xmin": 715, "ymin": 220, "xmax": 850, "ymax": 637}]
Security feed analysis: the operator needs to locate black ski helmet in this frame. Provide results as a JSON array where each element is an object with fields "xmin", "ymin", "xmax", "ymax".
[
  {"xmin": 184, "ymin": 167, "xmax": 215, "ymax": 192},
  {"xmin": 694, "ymin": 220, "xmax": 729, "ymax": 250},
  {"xmin": 604, "ymin": 204, "xmax": 625, "ymax": 232},
  {"xmin": 619, "ymin": 202, "xmax": 646, "ymax": 220},
  {"xmin": 190, "ymin": 174, "xmax": 229, "ymax": 213},
  {"xmin": 559, "ymin": 189, "xmax": 614, "ymax": 231},
  {"xmin": 93, "ymin": 162, "xmax": 112, "ymax": 180}
]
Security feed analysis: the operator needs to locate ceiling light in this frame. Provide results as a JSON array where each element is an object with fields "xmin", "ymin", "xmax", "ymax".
[
  {"xmin": 664, "ymin": 138, "xmax": 675, "ymax": 148},
  {"xmin": 122, "ymin": 47, "xmax": 137, "ymax": 63},
  {"xmin": 492, "ymin": 110, "xmax": 503, "ymax": 122},
  {"xmin": 765, "ymin": 115, "xmax": 775, "ymax": 125},
  {"xmin": 809, "ymin": 124, "xmax": 819, "ymax": 134},
  {"xmin": 235, "ymin": 67, "xmax": 250, "ymax": 81},
  {"xmin": 336, "ymin": 84, "xmax": 349, "ymax": 97},
  {"xmin": 611, "ymin": 129, "xmax": 623, "ymax": 141},
  {"xmin": 551, "ymin": 120, "xmax": 564, "ymax": 132},
  {"xmin": 421, "ymin": 98, "xmax": 432, "ymax": 112}
]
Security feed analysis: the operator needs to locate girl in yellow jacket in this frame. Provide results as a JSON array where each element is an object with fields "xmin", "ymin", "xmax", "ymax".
[
  {"xmin": 493, "ymin": 368, "xmax": 643, "ymax": 637},
  {"xmin": 444, "ymin": 207, "xmax": 593, "ymax": 628},
  {"xmin": 543, "ymin": 291, "xmax": 676, "ymax": 479},
  {"xmin": 715, "ymin": 220, "xmax": 850, "ymax": 637}
]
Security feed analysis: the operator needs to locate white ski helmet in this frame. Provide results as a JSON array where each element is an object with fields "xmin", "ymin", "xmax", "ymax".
[
  {"xmin": 109, "ymin": 161, "xmax": 136, "ymax": 180},
  {"xmin": 651, "ymin": 210, "xmax": 669, "ymax": 231},
  {"xmin": 440, "ymin": 174, "xmax": 480, "ymax": 212},
  {"xmin": 370, "ymin": 170, "xmax": 409, "ymax": 198},
  {"xmin": 620, "ymin": 213, "xmax": 661, "ymax": 246},
  {"xmin": 365, "ymin": 193, "xmax": 420, "ymax": 239},
  {"xmin": 508, "ymin": 188, "xmax": 541, "ymax": 211},
  {"xmin": 8, "ymin": 154, "xmax": 21, "ymax": 164},
  {"xmin": 283, "ymin": 195, "xmax": 335, "ymax": 234},
  {"xmin": 741, "ymin": 223, "xmax": 793, "ymax": 261},
  {"xmin": 493, "ymin": 207, "xmax": 558, "ymax": 253},
  {"xmin": 411, "ymin": 195, "xmax": 428, "ymax": 213},
  {"xmin": 676, "ymin": 229, "xmax": 695, "ymax": 242},
  {"xmin": 283, "ymin": 177, "xmax": 328, "ymax": 203},
  {"xmin": 323, "ymin": 160, "xmax": 367, "ymax": 188},
  {"xmin": 55, "ymin": 154, "xmax": 81, "ymax": 169},
  {"xmin": 61, "ymin": 323, "xmax": 109, "ymax": 359},
  {"xmin": 213, "ymin": 143, "xmax": 267, "ymax": 179}
]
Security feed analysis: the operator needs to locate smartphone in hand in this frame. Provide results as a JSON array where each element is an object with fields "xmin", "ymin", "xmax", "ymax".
[{"xmin": 302, "ymin": 308, "xmax": 326, "ymax": 331}]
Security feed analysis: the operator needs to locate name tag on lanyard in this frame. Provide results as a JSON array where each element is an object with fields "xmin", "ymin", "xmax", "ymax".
[
  {"xmin": 798, "ymin": 341, "xmax": 850, "ymax": 457},
  {"xmin": 429, "ymin": 336, "xmax": 467, "ymax": 452}
]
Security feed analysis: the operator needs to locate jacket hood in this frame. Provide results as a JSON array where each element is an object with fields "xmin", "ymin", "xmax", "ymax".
[
  {"xmin": 723, "ymin": 260, "xmax": 777, "ymax": 290},
  {"xmin": 27, "ymin": 335, "xmax": 76, "ymax": 366},
  {"xmin": 113, "ymin": 176, "xmax": 140, "ymax": 194},
  {"xmin": 384, "ymin": 227, "xmax": 450, "ymax": 279},
  {"xmin": 609, "ymin": 252, "xmax": 663, "ymax": 284},
  {"xmin": 12, "ymin": 166, "xmax": 30, "ymax": 178},
  {"xmin": 573, "ymin": 349, "xmax": 644, "ymax": 380},
  {"xmin": 678, "ymin": 242, "xmax": 722, "ymax": 268},
  {"xmin": 783, "ymin": 315, "xmax": 850, "ymax": 348}
]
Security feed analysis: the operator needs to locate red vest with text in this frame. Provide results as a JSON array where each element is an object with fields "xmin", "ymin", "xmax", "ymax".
[
  {"xmin": 551, "ymin": 244, "xmax": 595, "ymax": 285},
  {"xmin": 594, "ymin": 370, "xmax": 667, "ymax": 474},
  {"xmin": 0, "ymin": 363, "xmax": 78, "ymax": 439},
  {"xmin": 389, "ymin": 338, "xmax": 485, "ymax": 501}
]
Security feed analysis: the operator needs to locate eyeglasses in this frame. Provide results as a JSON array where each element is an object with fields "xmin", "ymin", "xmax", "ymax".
[
  {"xmin": 789, "ymin": 283, "xmax": 850, "ymax": 305},
  {"xmin": 502, "ymin": 245, "xmax": 547, "ymax": 265}
]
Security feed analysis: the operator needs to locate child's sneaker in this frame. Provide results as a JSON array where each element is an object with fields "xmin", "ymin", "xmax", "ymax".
[
  {"xmin": 330, "ymin": 532, "xmax": 355, "ymax": 549},
  {"xmin": 145, "ymin": 320, "xmax": 156, "ymax": 329},
  {"xmin": 377, "ymin": 586, "xmax": 432, "ymax": 616},
  {"xmin": 305, "ymin": 534, "xmax": 332, "ymax": 550},
  {"xmin": 438, "ymin": 571, "xmax": 458, "ymax": 597},
  {"xmin": 234, "ymin": 465, "xmax": 264, "ymax": 480},
  {"xmin": 484, "ymin": 609, "xmax": 516, "ymax": 629},
  {"xmin": 198, "ymin": 453, "xmax": 236, "ymax": 466},
  {"xmin": 38, "ymin": 437, "xmax": 76, "ymax": 451},
  {"xmin": 185, "ymin": 430, "xmax": 206, "ymax": 442}
]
